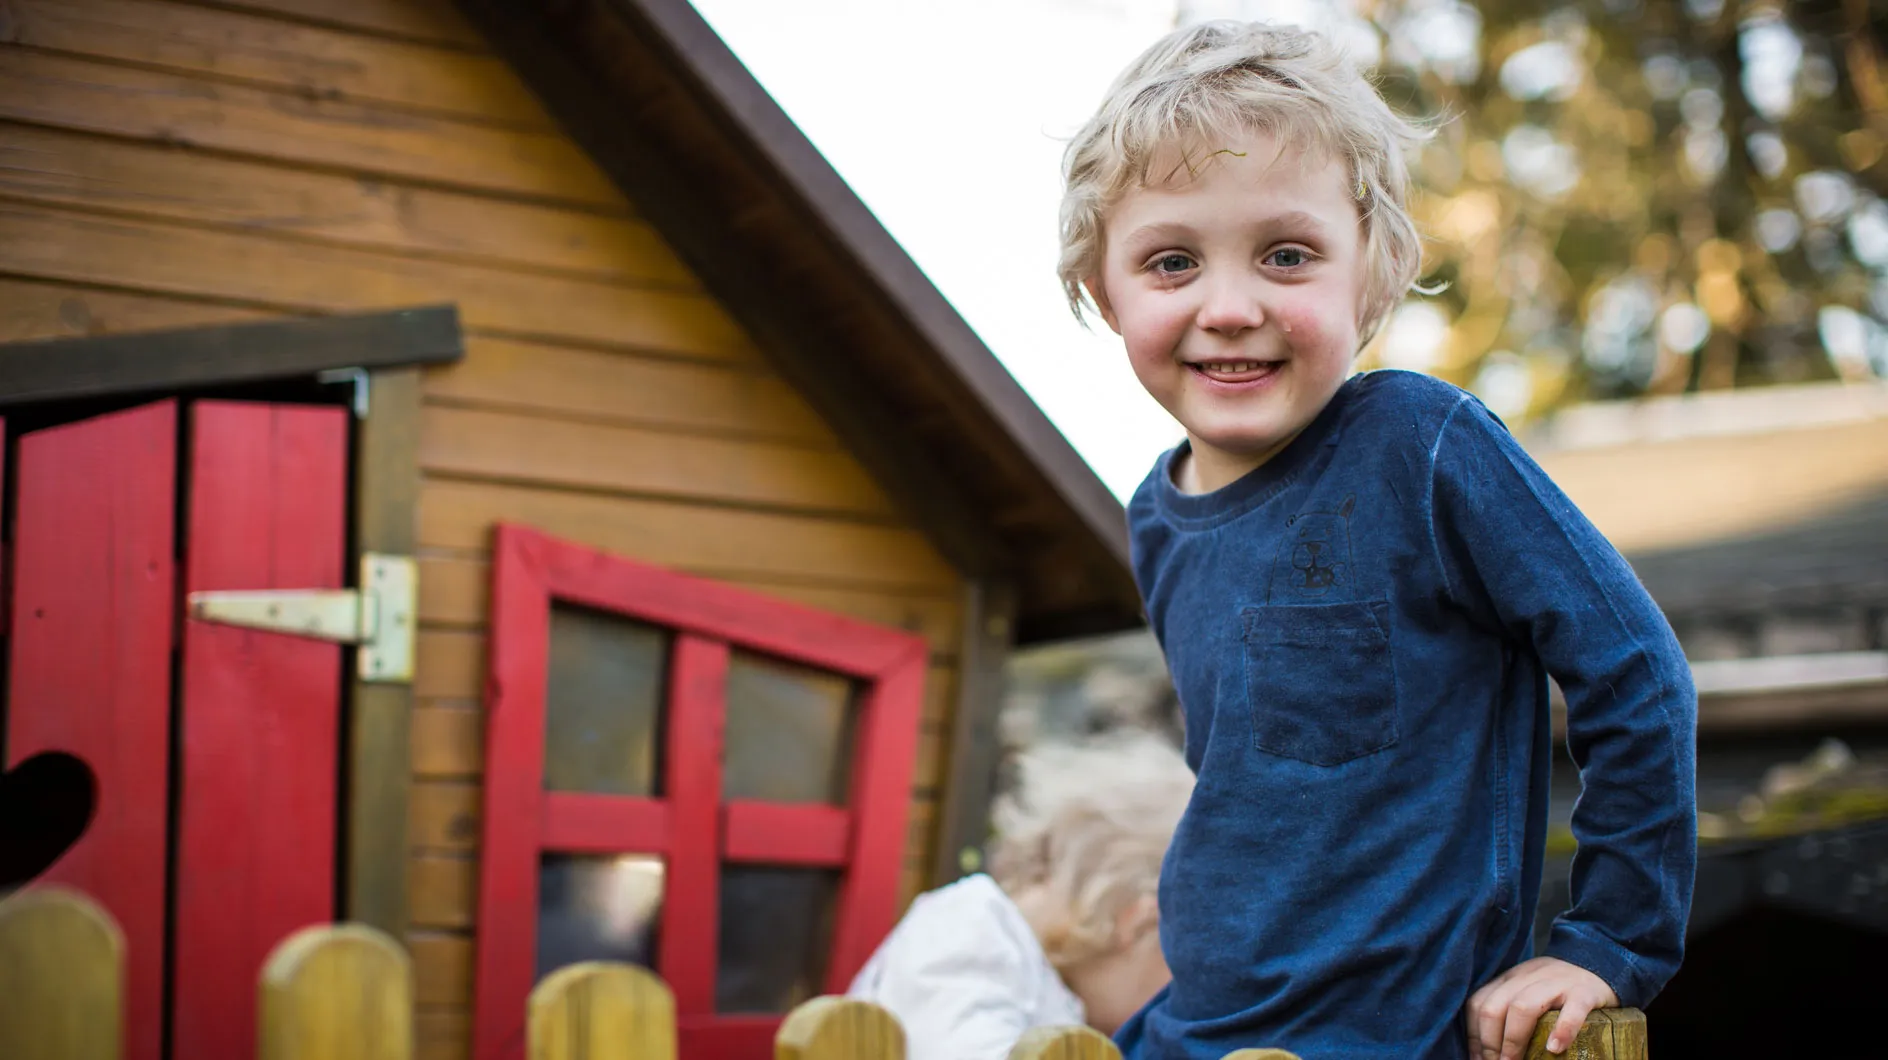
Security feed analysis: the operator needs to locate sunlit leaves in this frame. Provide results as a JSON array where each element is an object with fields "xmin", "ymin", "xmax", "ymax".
[{"xmin": 1186, "ymin": 0, "xmax": 1888, "ymax": 413}]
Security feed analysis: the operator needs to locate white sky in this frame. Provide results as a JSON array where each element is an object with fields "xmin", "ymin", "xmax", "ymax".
[{"xmin": 686, "ymin": 0, "xmax": 1192, "ymax": 501}]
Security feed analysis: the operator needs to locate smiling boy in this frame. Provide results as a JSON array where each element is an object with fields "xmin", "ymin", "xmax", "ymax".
[{"xmin": 1057, "ymin": 22, "xmax": 1697, "ymax": 1060}]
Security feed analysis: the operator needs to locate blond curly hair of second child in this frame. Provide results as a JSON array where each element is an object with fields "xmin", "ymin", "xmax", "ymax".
[{"xmin": 986, "ymin": 731, "xmax": 1196, "ymax": 971}]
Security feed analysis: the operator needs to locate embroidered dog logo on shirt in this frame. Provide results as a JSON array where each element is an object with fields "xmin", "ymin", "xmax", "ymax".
[{"xmin": 1274, "ymin": 495, "xmax": 1356, "ymax": 597}]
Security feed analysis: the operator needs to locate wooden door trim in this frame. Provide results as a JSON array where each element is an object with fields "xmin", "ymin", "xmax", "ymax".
[
  {"xmin": 929, "ymin": 579, "xmax": 1018, "ymax": 888},
  {"xmin": 0, "ymin": 305, "xmax": 462, "ymax": 406},
  {"xmin": 347, "ymin": 365, "xmax": 424, "ymax": 940}
]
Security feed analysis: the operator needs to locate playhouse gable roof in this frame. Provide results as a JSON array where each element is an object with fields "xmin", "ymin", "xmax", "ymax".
[{"xmin": 460, "ymin": 0, "xmax": 1141, "ymax": 644}]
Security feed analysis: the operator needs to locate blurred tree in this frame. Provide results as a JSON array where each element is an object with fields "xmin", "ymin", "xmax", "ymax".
[{"xmin": 1175, "ymin": 0, "xmax": 1888, "ymax": 422}]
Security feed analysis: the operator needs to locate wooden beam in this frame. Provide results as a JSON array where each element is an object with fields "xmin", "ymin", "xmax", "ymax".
[
  {"xmin": 930, "ymin": 581, "xmax": 1018, "ymax": 887},
  {"xmin": 345, "ymin": 367, "xmax": 425, "ymax": 938},
  {"xmin": 0, "ymin": 306, "xmax": 464, "ymax": 405},
  {"xmin": 1551, "ymin": 651, "xmax": 1888, "ymax": 739}
]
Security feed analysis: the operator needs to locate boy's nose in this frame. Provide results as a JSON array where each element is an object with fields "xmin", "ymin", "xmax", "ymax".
[{"xmin": 1194, "ymin": 275, "xmax": 1266, "ymax": 336}]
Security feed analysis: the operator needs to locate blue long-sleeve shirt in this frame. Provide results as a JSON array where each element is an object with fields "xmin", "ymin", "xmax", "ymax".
[{"xmin": 1114, "ymin": 370, "xmax": 1696, "ymax": 1060}]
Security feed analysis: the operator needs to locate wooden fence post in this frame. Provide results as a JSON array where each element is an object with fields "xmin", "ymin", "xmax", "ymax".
[
  {"xmin": 1007, "ymin": 1026, "xmax": 1122, "ymax": 1060},
  {"xmin": 0, "ymin": 887, "xmax": 125, "ymax": 1060},
  {"xmin": 1526, "ymin": 1008, "xmax": 1647, "ymax": 1060},
  {"xmin": 258, "ymin": 923, "xmax": 412, "ymax": 1060},
  {"xmin": 527, "ymin": 961, "xmax": 675, "ymax": 1060},
  {"xmin": 775, "ymin": 997, "xmax": 904, "ymax": 1060}
]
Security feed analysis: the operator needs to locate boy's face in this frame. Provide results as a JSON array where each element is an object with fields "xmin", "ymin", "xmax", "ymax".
[{"xmin": 1088, "ymin": 130, "xmax": 1367, "ymax": 491}]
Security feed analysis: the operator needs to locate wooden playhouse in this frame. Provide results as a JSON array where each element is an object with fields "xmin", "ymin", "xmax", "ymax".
[{"xmin": 0, "ymin": 1, "xmax": 1142, "ymax": 1058}]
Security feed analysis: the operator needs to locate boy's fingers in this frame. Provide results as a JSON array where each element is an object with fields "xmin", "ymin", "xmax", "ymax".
[
  {"xmin": 1498, "ymin": 990, "xmax": 1554, "ymax": 1060},
  {"xmin": 1462, "ymin": 983, "xmax": 1487, "ymax": 1059},
  {"xmin": 1545, "ymin": 999, "xmax": 1595, "ymax": 1054},
  {"xmin": 1472, "ymin": 983, "xmax": 1517, "ymax": 1060}
]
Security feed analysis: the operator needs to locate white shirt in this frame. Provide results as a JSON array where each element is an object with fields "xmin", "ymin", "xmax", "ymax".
[{"xmin": 847, "ymin": 873, "xmax": 1086, "ymax": 1060}]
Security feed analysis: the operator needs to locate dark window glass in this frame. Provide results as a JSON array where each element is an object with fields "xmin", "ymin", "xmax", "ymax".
[
  {"xmin": 535, "ymin": 854, "xmax": 665, "ymax": 982},
  {"xmin": 714, "ymin": 865, "xmax": 839, "ymax": 1013},
  {"xmin": 722, "ymin": 651, "xmax": 856, "ymax": 804},
  {"xmin": 544, "ymin": 604, "xmax": 668, "ymax": 795}
]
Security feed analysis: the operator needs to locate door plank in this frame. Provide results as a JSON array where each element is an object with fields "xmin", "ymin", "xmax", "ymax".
[
  {"xmin": 173, "ymin": 401, "xmax": 350, "ymax": 1060},
  {"xmin": 6, "ymin": 400, "xmax": 178, "ymax": 1060}
]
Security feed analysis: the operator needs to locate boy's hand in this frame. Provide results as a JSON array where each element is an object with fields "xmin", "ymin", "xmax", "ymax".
[{"xmin": 1464, "ymin": 957, "xmax": 1617, "ymax": 1060}]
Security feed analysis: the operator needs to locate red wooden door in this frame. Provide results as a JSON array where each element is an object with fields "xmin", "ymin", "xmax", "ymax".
[
  {"xmin": 7, "ymin": 401, "xmax": 178, "ymax": 1060},
  {"xmin": 2, "ymin": 398, "xmax": 349, "ymax": 1060},
  {"xmin": 173, "ymin": 401, "xmax": 349, "ymax": 1060}
]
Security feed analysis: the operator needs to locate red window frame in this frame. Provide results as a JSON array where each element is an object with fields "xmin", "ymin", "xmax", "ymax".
[{"xmin": 473, "ymin": 524, "xmax": 929, "ymax": 1060}]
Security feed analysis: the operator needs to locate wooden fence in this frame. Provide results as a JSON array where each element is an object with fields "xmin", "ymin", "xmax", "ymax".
[{"xmin": 0, "ymin": 887, "xmax": 1646, "ymax": 1060}]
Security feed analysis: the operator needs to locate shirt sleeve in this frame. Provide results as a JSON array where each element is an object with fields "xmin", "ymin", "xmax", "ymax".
[
  {"xmin": 847, "ymin": 890, "xmax": 1047, "ymax": 1060},
  {"xmin": 1427, "ymin": 394, "xmax": 1697, "ymax": 1007}
]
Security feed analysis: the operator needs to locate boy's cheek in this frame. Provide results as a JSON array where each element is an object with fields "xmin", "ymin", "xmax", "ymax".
[{"xmin": 1274, "ymin": 294, "xmax": 1355, "ymax": 353}]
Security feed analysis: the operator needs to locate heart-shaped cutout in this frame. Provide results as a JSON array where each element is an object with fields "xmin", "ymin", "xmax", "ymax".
[{"xmin": 0, "ymin": 751, "xmax": 97, "ymax": 891}]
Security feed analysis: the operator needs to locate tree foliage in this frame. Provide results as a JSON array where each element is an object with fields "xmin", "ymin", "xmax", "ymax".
[{"xmin": 1179, "ymin": 0, "xmax": 1888, "ymax": 422}]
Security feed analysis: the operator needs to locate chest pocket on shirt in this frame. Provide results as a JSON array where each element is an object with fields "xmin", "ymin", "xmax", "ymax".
[{"xmin": 1241, "ymin": 599, "xmax": 1399, "ymax": 766}]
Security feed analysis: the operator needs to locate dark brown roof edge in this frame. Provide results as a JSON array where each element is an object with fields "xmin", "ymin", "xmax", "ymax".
[{"xmin": 612, "ymin": 0, "xmax": 1133, "ymax": 575}]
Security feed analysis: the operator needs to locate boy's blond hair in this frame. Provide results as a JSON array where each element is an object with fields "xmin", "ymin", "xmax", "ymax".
[
  {"xmin": 986, "ymin": 731, "xmax": 1194, "ymax": 970},
  {"xmin": 1058, "ymin": 20, "xmax": 1433, "ymax": 345}
]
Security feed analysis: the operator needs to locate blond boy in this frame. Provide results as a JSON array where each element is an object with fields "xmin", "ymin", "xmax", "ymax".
[{"xmin": 1058, "ymin": 22, "xmax": 1696, "ymax": 1060}]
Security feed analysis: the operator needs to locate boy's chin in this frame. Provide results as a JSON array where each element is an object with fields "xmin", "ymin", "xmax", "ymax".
[{"xmin": 1188, "ymin": 430, "xmax": 1292, "ymax": 462}]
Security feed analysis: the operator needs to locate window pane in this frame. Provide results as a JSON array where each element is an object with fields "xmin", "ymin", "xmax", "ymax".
[
  {"xmin": 715, "ymin": 865, "xmax": 839, "ymax": 1013},
  {"xmin": 535, "ymin": 854, "xmax": 665, "ymax": 982},
  {"xmin": 544, "ymin": 604, "xmax": 668, "ymax": 795},
  {"xmin": 723, "ymin": 651, "xmax": 856, "ymax": 804}
]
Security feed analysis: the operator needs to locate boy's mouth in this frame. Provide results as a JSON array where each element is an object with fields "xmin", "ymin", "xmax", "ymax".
[{"xmin": 1186, "ymin": 359, "xmax": 1283, "ymax": 384}]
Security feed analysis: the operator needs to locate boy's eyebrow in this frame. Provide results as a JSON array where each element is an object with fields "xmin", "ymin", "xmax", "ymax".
[
  {"xmin": 1119, "ymin": 211, "xmax": 1335, "ymax": 249},
  {"xmin": 1117, "ymin": 221, "xmax": 1198, "ymax": 248},
  {"xmin": 1263, "ymin": 210, "xmax": 1334, "ymax": 234}
]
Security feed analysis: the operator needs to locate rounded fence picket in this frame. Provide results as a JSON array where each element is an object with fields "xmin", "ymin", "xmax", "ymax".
[
  {"xmin": 528, "ymin": 961, "xmax": 676, "ymax": 1060},
  {"xmin": 258, "ymin": 923, "xmax": 412, "ymax": 1060},
  {"xmin": 1526, "ymin": 1008, "xmax": 1648, "ymax": 1060},
  {"xmin": 0, "ymin": 885, "xmax": 1654, "ymax": 1060},
  {"xmin": 1007, "ymin": 1025, "xmax": 1122, "ymax": 1060},
  {"xmin": 775, "ymin": 996, "xmax": 905, "ymax": 1060},
  {"xmin": 0, "ymin": 887, "xmax": 125, "ymax": 1060}
]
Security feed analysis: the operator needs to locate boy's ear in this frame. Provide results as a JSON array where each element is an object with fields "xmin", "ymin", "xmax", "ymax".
[{"xmin": 1083, "ymin": 277, "xmax": 1122, "ymax": 335}]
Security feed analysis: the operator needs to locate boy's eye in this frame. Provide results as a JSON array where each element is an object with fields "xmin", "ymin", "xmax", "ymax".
[
  {"xmin": 1267, "ymin": 247, "xmax": 1311, "ymax": 268},
  {"xmin": 1150, "ymin": 253, "xmax": 1195, "ymax": 275}
]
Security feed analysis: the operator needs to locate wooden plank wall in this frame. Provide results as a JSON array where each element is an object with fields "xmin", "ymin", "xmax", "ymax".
[{"xmin": 0, "ymin": 3, "xmax": 964, "ymax": 1056}]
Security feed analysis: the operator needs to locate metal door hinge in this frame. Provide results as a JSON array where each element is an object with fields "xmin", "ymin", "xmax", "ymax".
[{"xmin": 186, "ymin": 553, "xmax": 416, "ymax": 683}]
